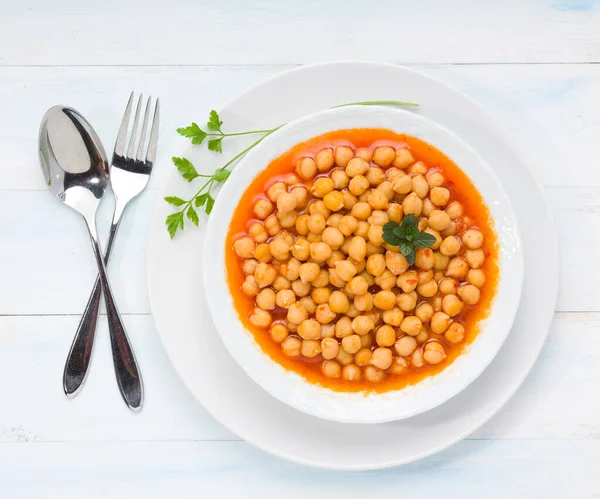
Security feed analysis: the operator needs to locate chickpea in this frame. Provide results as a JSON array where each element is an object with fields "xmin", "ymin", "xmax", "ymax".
[
  {"xmin": 315, "ymin": 148, "xmax": 335, "ymax": 172},
  {"xmin": 281, "ymin": 336, "xmax": 302, "ymax": 357},
  {"xmin": 327, "ymin": 213, "xmax": 343, "ymax": 228},
  {"xmin": 277, "ymin": 210, "xmax": 297, "ymax": 229},
  {"xmin": 446, "ymin": 257, "xmax": 469, "ymax": 279},
  {"xmin": 297, "ymin": 319, "xmax": 321, "ymax": 340},
  {"xmin": 329, "ymin": 171, "xmax": 348, "ymax": 192},
  {"xmin": 372, "ymin": 290, "xmax": 395, "ymax": 311},
  {"xmin": 328, "ymin": 268, "xmax": 346, "ymax": 288},
  {"xmin": 241, "ymin": 275, "xmax": 259, "ymax": 297},
  {"xmin": 336, "ymin": 347, "xmax": 355, "ymax": 366},
  {"xmin": 418, "ymin": 269, "xmax": 433, "ymax": 284},
  {"xmin": 326, "ymin": 250, "xmax": 344, "ymax": 268},
  {"xmin": 296, "ymin": 157, "xmax": 317, "ymax": 180},
  {"xmin": 467, "ymin": 269, "xmax": 486, "ymax": 288},
  {"xmin": 363, "ymin": 254, "xmax": 384, "ymax": 278},
  {"xmin": 349, "ymin": 175, "xmax": 370, "ymax": 196},
  {"xmin": 243, "ymin": 260, "xmax": 259, "ymax": 277},
  {"xmin": 386, "ymin": 204, "xmax": 402, "ymax": 225},
  {"xmin": 293, "ymin": 215, "xmax": 308, "ymax": 237},
  {"xmin": 441, "ymin": 222, "xmax": 457, "ymax": 238},
  {"xmin": 394, "ymin": 271, "xmax": 416, "ymax": 294},
  {"xmin": 374, "ymin": 325, "xmax": 395, "ymax": 347},
  {"xmin": 432, "ymin": 296, "xmax": 443, "ymax": 312},
  {"xmin": 391, "ymin": 174, "xmax": 412, "ymax": 195},
  {"xmin": 246, "ymin": 223, "xmax": 267, "ymax": 244},
  {"xmin": 253, "ymin": 198, "xmax": 274, "ymax": 219},
  {"xmin": 305, "ymin": 214, "xmax": 324, "ymax": 236},
  {"xmin": 430, "ymin": 312, "xmax": 450, "ymax": 334},
  {"xmin": 267, "ymin": 323, "xmax": 288, "ymax": 344},
  {"xmin": 253, "ymin": 244, "xmax": 271, "ymax": 263},
  {"xmin": 319, "ymin": 359, "xmax": 341, "ymax": 378},
  {"xmin": 320, "ymin": 337, "xmax": 340, "ymax": 360},
  {"xmin": 345, "ymin": 157, "xmax": 368, "ymax": 177},
  {"xmin": 465, "ymin": 249, "xmax": 485, "ymax": 269},
  {"xmin": 439, "ymin": 277, "xmax": 458, "ymax": 295},
  {"xmin": 343, "ymin": 276, "xmax": 366, "ymax": 297},
  {"xmin": 331, "ymin": 260, "xmax": 354, "ymax": 282},
  {"xmin": 341, "ymin": 364, "xmax": 361, "ymax": 382},
  {"xmin": 265, "ymin": 181, "xmax": 285, "ymax": 203},
  {"xmin": 411, "ymin": 348, "xmax": 424, "ymax": 368},
  {"xmin": 367, "ymin": 211, "xmax": 388, "ymax": 228},
  {"xmin": 408, "ymin": 161, "xmax": 428, "ymax": 175},
  {"xmin": 371, "ymin": 347, "xmax": 393, "ymax": 369},
  {"xmin": 462, "ymin": 229, "xmax": 484, "ymax": 249},
  {"xmin": 287, "ymin": 302, "xmax": 308, "ymax": 325},
  {"xmin": 417, "ymin": 279, "xmax": 438, "ymax": 298},
  {"xmin": 342, "ymin": 191, "xmax": 358, "ymax": 211},
  {"xmin": 280, "ymin": 258, "xmax": 300, "ymax": 281},
  {"xmin": 410, "ymin": 175, "xmax": 428, "ymax": 199},
  {"xmin": 442, "ymin": 294, "xmax": 464, "ymax": 317},
  {"xmin": 232, "ymin": 236, "xmax": 255, "ymax": 259},
  {"xmin": 389, "ymin": 356, "xmax": 407, "ymax": 375},
  {"xmin": 433, "ymin": 252, "xmax": 450, "ymax": 270},
  {"xmin": 264, "ymin": 214, "xmax": 281, "ymax": 236},
  {"xmin": 300, "ymin": 339, "xmax": 321, "ymax": 358},
  {"xmin": 269, "ymin": 238, "xmax": 290, "ymax": 261},
  {"xmin": 423, "ymin": 341, "xmax": 446, "ymax": 365},
  {"xmin": 394, "ymin": 335, "xmax": 417, "ymax": 357},
  {"xmin": 309, "ymin": 200, "xmax": 331, "ymax": 219},
  {"xmin": 354, "ymin": 221, "xmax": 369, "ymax": 239},
  {"xmin": 313, "ymin": 303, "xmax": 334, "ymax": 324},
  {"xmin": 348, "ymin": 203, "xmax": 369, "ymax": 223},
  {"xmin": 255, "ymin": 288, "xmax": 276, "ymax": 311},
  {"xmin": 273, "ymin": 190, "xmax": 295, "ymax": 213},
  {"xmin": 439, "ymin": 235, "xmax": 461, "ymax": 256},
  {"xmin": 400, "ymin": 315, "xmax": 422, "ymax": 336},
  {"xmin": 337, "ymin": 215, "xmax": 357, "ymax": 236},
  {"xmin": 366, "ymin": 166, "xmax": 386, "ymax": 186},
  {"xmin": 354, "ymin": 292, "xmax": 374, "ymax": 312},
  {"xmin": 402, "ymin": 192, "xmax": 423, "ymax": 216},
  {"xmin": 254, "ymin": 263, "xmax": 276, "ymax": 288},
  {"xmin": 415, "ymin": 302, "xmax": 434, "ymax": 323},
  {"xmin": 444, "ymin": 201, "xmax": 463, "ymax": 220},
  {"xmin": 422, "ymin": 198, "xmax": 435, "ymax": 217},
  {"xmin": 367, "ymin": 189, "xmax": 389, "ymax": 210},
  {"xmin": 310, "ymin": 242, "xmax": 333, "ymax": 263},
  {"xmin": 273, "ymin": 289, "xmax": 294, "ymax": 309},
  {"xmin": 302, "ymin": 298, "xmax": 318, "ymax": 317},
  {"xmin": 310, "ymin": 177, "xmax": 334, "ymax": 199},
  {"xmin": 415, "ymin": 328, "xmax": 430, "ymax": 344},
  {"xmin": 340, "ymin": 334, "xmax": 361, "ymax": 354},
  {"xmin": 414, "ymin": 248, "xmax": 435, "ymax": 270},
  {"xmin": 333, "ymin": 316, "xmax": 353, "ymax": 338},
  {"xmin": 362, "ymin": 365, "xmax": 383, "ymax": 382},
  {"xmin": 347, "ymin": 348, "xmax": 369, "ymax": 369},
  {"xmin": 249, "ymin": 307, "xmax": 272, "ymax": 328},
  {"xmin": 291, "ymin": 279, "xmax": 311, "ymax": 297},
  {"xmin": 430, "ymin": 187, "xmax": 450, "ymax": 207},
  {"xmin": 458, "ymin": 284, "xmax": 481, "ymax": 305},
  {"xmin": 347, "ymin": 236, "xmax": 367, "ymax": 261},
  {"xmin": 290, "ymin": 185, "xmax": 309, "ymax": 207},
  {"xmin": 428, "ymin": 210, "xmax": 451, "ymax": 232},
  {"xmin": 351, "ymin": 315, "xmax": 374, "ymax": 335},
  {"xmin": 319, "ymin": 227, "xmax": 342, "ymax": 250},
  {"xmin": 322, "ymin": 190, "xmax": 343, "ymax": 212},
  {"xmin": 426, "ymin": 170, "xmax": 445, "ymax": 187},
  {"xmin": 381, "ymin": 307, "xmax": 403, "ymax": 327},
  {"xmin": 372, "ymin": 146, "xmax": 395, "ymax": 167},
  {"xmin": 310, "ymin": 287, "xmax": 330, "ymax": 306},
  {"xmin": 377, "ymin": 180, "xmax": 394, "ymax": 202},
  {"xmin": 321, "ymin": 323, "xmax": 335, "ymax": 339},
  {"xmin": 333, "ymin": 145, "xmax": 353, "ymax": 167},
  {"xmin": 391, "ymin": 147, "xmax": 412, "ymax": 168},
  {"xmin": 384, "ymin": 250, "xmax": 409, "ymax": 276},
  {"xmin": 288, "ymin": 240, "xmax": 307, "ymax": 262},
  {"xmin": 298, "ymin": 262, "xmax": 319, "ymax": 284},
  {"xmin": 375, "ymin": 269, "xmax": 397, "ymax": 291},
  {"xmin": 351, "ymin": 146, "xmax": 371, "ymax": 162},
  {"xmin": 445, "ymin": 322, "xmax": 466, "ymax": 344},
  {"xmin": 328, "ymin": 290, "xmax": 349, "ymax": 314}
]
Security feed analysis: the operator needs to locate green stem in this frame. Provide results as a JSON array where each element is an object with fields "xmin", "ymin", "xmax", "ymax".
[{"xmin": 220, "ymin": 126, "xmax": 283, "ymax": 171}]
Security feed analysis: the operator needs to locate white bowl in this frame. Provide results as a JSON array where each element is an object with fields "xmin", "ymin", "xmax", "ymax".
[{"xmin": 203, "ymin": 106, "xmax": 523, "ymax": 424}]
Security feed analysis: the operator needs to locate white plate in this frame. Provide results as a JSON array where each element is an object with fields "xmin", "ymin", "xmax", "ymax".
[
  {"xmin": 147, "ymin": 62, "xmax": 558, "ymax": 469},
  {"xmin": 203, "ymin": 105, "xmax": 523, "ymax": 424}
]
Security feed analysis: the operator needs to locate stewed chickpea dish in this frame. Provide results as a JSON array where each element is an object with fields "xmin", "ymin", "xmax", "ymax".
[{"xmin": 226, "ymin": 129, "xmax": 498, "ymax": 392}]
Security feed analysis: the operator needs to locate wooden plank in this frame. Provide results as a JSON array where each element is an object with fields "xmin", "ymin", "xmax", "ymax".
[
  {"xmin": 0, "ymin": 313, "xmax": 596, "ymax": 443},
  {"xmin": 1, "ymin": 1, "xmax": 600, "ymax": 65},
  {"xmin": 1, "ymin": 64, "xmax": 600, "ymax": 191},
  {"xmin": 0, "ymin": 440, "xmax": 598, "ymax": 497},
  {"xmin": 0, "ymin": 186, "xmax": 591, "ymax": 315}
]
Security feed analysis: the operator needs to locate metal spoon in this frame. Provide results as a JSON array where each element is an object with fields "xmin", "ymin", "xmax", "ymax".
[{"xmin": 39, "ymin": 106, "xmax": 143, "ymax": 410}]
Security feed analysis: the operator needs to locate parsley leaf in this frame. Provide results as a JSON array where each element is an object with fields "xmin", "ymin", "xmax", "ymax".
[
  {"xmin": 205, "ymin": 194, "xmax": 215, "ymax": 215},
  {"xmin": 172, "ymin": 156, "xmax": 200, "ymax": 182},
  {"xmin": 166, "ymin": 211, "xmax": 185, "ymax": 239},
  {"xmin": 213, "ymin": 168, "xmax": 231, "ymax": 183},
  {"xmin": 195, "ymin": 193, "xmax": 209, "ymax": 207},
  {"xmin": 207, "ymin": 110, "xmax": 223, "ymax": 132},
  {"xmin": 176, "ymin": 123, "xmax": 208, "ymax": 145},
  {"xmin": 208, "ymin": 137, "xmax": 223, "ymax": 153},
  {"xmin": 187, "ymin": 205, "xmax": 199, "ymax": 226},
  {"xmin": 164, "ymin": 196, "xmax": 187, "ymax": 207}
]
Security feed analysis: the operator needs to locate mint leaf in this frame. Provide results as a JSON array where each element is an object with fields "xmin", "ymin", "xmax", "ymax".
[
  {"xmin": 213, "ymin": 167, "xmax": 231, "ymax": 183},
  {"xmin": 164, "ymin": 196, "xmax": 187, "ymax": 207},
  {"xmin": 413, "ymin": 232, "xmax": 437, "ymax": 248},
  {"xmin": 205, "ymin": 194, "xmax": 215, "ymax": 215},
  {"xmin": 176, "ymin": 122, "xmax": 208, "ymax": 145},
  {"xmin": 166, "ymin": 211, "xmax": 185, "ymax": 239},
  {"xmin": 187, "ymin": 205, "xmax": 199, "ymax": 226},
  {"xmin": 399, "ymin": 241, "xmax": 413, "ymax": 257},
  {"xmin": 401, "ymin": 214, "xmax": 419, "ymax": 234},
  {"xmin": 172, "ymin": 157, "xmax": 199, "ymax": 182},
  {"xmin": 405, "ymin": 247, "xmax": 416, "ymax": 265},
  {"xmin": 208, "ymin": 137, "xmax": 223, "ymax": 153},
  {"xmin": 207, "ymin": 110, "xmax": 223, "ymax": 132}
]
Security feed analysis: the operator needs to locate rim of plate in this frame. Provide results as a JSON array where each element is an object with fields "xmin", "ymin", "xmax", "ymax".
[
  {"xmin": 203, "ymin": 105, "xmax": 523, "ymax": 424},
  {"xmin": 147, "ymin": 61, "xmax": 558, "ymax": 469}
]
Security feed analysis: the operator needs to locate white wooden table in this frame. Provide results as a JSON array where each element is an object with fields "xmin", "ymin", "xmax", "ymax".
[{"xmin": 1, "ymin": 1, "xmax": 599, "ymax": 497}]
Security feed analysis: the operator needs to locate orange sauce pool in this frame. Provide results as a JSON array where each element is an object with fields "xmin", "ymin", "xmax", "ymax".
[{"xmin": 226, "ymin": 129, "xmax": 499, "ymax": 393}]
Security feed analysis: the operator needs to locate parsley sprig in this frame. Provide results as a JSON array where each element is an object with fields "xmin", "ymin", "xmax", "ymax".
[
  {"xmin": 165, "ymin": 100, "xmax": 419, "ymax": 238},
  {"xmin": 382, "ymin": 214, "xmax": 436, "ymax": 265}
]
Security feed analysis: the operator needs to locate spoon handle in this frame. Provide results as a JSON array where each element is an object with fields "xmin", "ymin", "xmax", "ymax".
[
  {"xmin": 63, "ymin": 214, "xmax": 122, "ymax": 397},
  {"xmin": 84, "ymin": 216, "xmax": 143, "ymax": 411}
]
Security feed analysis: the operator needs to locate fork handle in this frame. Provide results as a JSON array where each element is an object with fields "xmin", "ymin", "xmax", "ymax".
[{"xmin": 63, "ymin": 205, "xmax": 121, "ymax": 397}]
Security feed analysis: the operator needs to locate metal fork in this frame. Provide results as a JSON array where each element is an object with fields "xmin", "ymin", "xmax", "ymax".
[{"xmin": 63, "ymin": 92, "xmax": 159, "ymax": 411}]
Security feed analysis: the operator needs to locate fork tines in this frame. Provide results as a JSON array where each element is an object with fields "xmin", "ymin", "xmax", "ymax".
[{"xmin": 114, "ymin": 92, "xmax": 159, "ymax": 165}]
